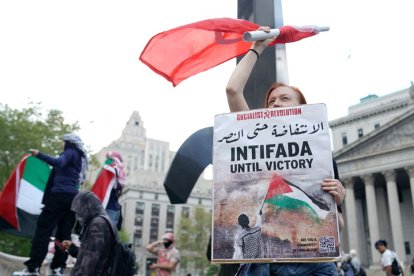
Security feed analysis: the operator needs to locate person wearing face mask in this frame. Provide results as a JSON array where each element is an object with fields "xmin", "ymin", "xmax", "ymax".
[{"xmin": 146, "ymin": 232, "xmax": 181, "ymax": 276}]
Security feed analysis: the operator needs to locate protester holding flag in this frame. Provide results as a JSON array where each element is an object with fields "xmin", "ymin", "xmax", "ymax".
[
  {"xmin": 13, "ymin": 133, "xmax": 87, "ymax": 276},
  {"xmin": 91, "ymin": 151, "xmax": 126, "ymax": 230},
  {"xmin": 233, "ymin": 211, "xmax": 263, "ymax": 259},
  {"xmin": 226, "ymin": 26, "xmax": 345, "ymax": 276}
]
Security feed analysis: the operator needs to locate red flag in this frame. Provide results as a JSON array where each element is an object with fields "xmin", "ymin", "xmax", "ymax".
[
  {"xmin": 0, "ymin": 156, "xmax": 27, "ymax": 229},
  {"xmin": 90, "ymin": 162, "xmax": 117, "ymax": 208},
  {"xmin": 139, "ymin": 18, "xmax": 324, "ymax": 86},
  {"xmin": 139, "ymin": 18, "xmax": 258, "ymax": 87}
]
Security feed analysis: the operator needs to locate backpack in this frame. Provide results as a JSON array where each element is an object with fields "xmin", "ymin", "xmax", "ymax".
[
  {"xmin": 100, "ymin": 215, "xmax": 137, "ymax": 276},
  {"xmin": 358, "ymin": 267, "xmax": 367, "ymax": 276},
  {"xmin": 391, "ymin": 257, "xmax": 402, "ymax": 275}
]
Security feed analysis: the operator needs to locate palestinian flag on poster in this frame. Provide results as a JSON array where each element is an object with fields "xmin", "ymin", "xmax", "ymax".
[
  {"xmin": 0, "ymin": 155, "xmax": 51, "ymax": 237},
  {"xmin": 91, "ymin": 159, "xmax": 116, "ymax": 208},
  {"xmin": 264, "ymin": 175, "xmax": 330, "ymax": 221}
]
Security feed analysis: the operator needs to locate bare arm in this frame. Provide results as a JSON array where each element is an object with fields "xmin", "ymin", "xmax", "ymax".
[
  {"xmin": 150, "ymin": 261, "xmax": 178, "ymax": 271},
  {"xmin": 225, "ymin": 26, "xmax": 276, "ymax": 112},
  {"xmin": 146, "ymin": 240, "xmax": 162, "ymax": 255},
  {"xmin": 384, "ymin": 265, "xmax": 392, "ymax": 276}
]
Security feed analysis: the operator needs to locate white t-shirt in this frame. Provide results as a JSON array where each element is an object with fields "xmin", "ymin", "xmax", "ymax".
[{"xmin": 381, "ymin": 249, "xmax": 401, "ymax": 276}]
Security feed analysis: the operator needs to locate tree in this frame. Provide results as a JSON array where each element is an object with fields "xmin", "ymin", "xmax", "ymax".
[
  {"xmin": 0, "ymin": 103, "xmax": 80, "ymax": 256},
  {"xmin": 176, "ymin": 206, "xmax": 213, "ymax": 275},
  {"xmin": 0, "ymin": 103, "xmax": 80, "ymax": 189}
]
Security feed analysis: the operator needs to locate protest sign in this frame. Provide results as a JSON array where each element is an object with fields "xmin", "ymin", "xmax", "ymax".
[{"xmin": 212, "ymin": 104, "xmax": 341, "ymax": 263}]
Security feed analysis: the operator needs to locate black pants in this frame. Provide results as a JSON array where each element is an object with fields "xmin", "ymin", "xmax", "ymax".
[{"xmin": 25, "ymin": 193, "xmax": 76, "ymax": 270}]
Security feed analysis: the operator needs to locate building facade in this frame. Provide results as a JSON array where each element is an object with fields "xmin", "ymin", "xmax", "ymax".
[
  {"xmin": 89, "ymin": 111, "xmax": 212, "ymax": 276},
  {"xmin": 330, "ymin": 84, "xmax": 414, "ymax": 268}
]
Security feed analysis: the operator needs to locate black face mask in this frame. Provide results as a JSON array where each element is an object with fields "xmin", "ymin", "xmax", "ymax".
[{"xmin": 164, "ymin": 241, "xmax": 173, "ymax": 248}]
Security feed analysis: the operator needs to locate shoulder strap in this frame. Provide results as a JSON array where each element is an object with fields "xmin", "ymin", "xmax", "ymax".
[{"xmin": 99, "ymin": 214, "xmax": 120, "ymax": 244}]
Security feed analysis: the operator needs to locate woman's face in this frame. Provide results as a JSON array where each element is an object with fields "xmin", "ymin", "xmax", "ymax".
[{"xmin": 266, "ymin": 86, "xmax": 302, "ymax": 108}]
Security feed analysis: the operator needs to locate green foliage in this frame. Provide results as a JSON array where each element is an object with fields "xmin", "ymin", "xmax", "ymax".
[
  {"xmin": 0, "ymin": 103, "xmax": 80, "ymax": 189},
  {"xmin": 205, "ymin": 264, "xmax": 220, "ymax": 276},
  {"xmin": 0, "ymin": 232, "xmax": 31, "ymax": 256},
  {"xmin": 176, "ymin": 206, "xmax": 212, "ymax": 275},
  {"xmin": 118, "ymin": 228, "xmax": 130, "ymax": 243}
]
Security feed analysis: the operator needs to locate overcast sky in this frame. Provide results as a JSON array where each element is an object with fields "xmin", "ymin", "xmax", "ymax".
[{"xmin": 1, "ymin": 0, "xmax": 413, "ymax": 154}]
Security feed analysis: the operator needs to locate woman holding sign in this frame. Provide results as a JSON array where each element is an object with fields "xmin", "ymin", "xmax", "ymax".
[{"xmin": 225, "ymin": 26, "xmax": 345, "ymax": 276}]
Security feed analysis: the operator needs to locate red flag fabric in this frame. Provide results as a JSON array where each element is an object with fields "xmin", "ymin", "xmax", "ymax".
[
  {"xmin": 0, "ymin": 155, "xmax": 29, "ymax": 229},
  {"xmin": 139, "ymin": 18, "xmax": 259, "ymax": 87},
  {"xmin": 139, "ymin": 18, "xmax": 323, "ymax": 86},
  {"xmin": 90, "ymin": 161, "xmax": 117, "ymax": 208}
]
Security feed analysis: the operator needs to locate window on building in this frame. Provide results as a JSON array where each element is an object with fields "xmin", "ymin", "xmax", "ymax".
[
  {"xmin": 151, "ymin": 203, "xmax": 160, "ymax": 216},
  {"xmin": 358, "ymin": 128, "xmax": 363, "ymax": 138},
  {"xmin": 154, "ymin": 193, "xmax": 158, "ymax": 200},
  {"xmin": 198, "ymin": 198, "xmax": 202, "ymax": 205},
  {"xmin": 149, "ymin": 203, "xmax": 160, "ymax": 243},
  {"xmin": 374, "ymin": 123, "xmax": 380, "ymax": 129},
  {"xmin": 405, "ymin": 241, "xmax": 411, "ymax": 255},
  {"xmin": 135, "ymin": 202, "xmax": 145, "ymax": 214},
  {"xmin": 149, "ymin": 154, "xmax": 153, "ymax": 168},
  {"xmin": 149, "ymin": 228, "xmax": 158, "ymax": 243},
  {"xmin": 182, "ymin": 206, "xmax": 190, "ymax": 218},
  {"xmin": 134, "ymin": 229, "xmax": 142, "ymax": 247},
  {"xmin": 166, "ymin": 205, "xmax": 175, "ymax": 229},
  {"xmin": 134, "ymin": 216, "xmax": 143, "ymax": 226},
  {"xmin": 342, "ymin": 133, "xmax": 348, "ymax": 146}
]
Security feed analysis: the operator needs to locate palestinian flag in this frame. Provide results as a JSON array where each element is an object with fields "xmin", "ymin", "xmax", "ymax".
[
  {"xmin": 91, "ymin": 159, "xmax": 116, "ymax": 208},
  {"xmin": 264, "ymin": 175, "xmax": 330, "ymax": 221},
  {"xmin": 0, "ymin": 155, "xmax": 51, "ymax": 237}
]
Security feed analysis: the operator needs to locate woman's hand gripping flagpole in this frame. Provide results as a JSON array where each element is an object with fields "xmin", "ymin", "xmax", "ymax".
[{"xmin": 243, "ymin": 25, "xmax": 330, "ymax": 42}]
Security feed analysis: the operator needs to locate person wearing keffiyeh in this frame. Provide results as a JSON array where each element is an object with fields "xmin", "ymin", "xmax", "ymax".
[{"xmin": 104, "ymin": 151, "xmax": 126, "ymax": 230}]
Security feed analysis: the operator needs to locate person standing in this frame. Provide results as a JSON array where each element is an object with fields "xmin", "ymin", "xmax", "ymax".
[
  {"xmin": 13, "ymin": 133, "xmax": 87, "ymax": 276},
  {"xmin": 104, "ymin": 151, "xmax": 126, "ymax": 229},
  {"xmin": 225, "ymin": 26, "xmax": 346, "ymax": 276},
  {"xmin": 233, "ymin": 211, "xmax": 263, "ymax": 259},
  {"xmin": 375, "ymin": 239, "xmax": 404, "ymax": 276},
  {"xmin": 61, "ymin": 191, "xmax": 115, "ymax": 276},
  {"xmin": 146, "ymin": 232, "xmax": 181, "ymax": 276}
]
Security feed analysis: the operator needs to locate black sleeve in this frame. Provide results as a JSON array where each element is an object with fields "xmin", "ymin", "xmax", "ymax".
[
  {"xmin": 68, "ymin": 243, "xmax": 79, "ymax": 257},
  {"xmin": 333, "ymin": 159, "xmax": 339, "ymax": 180}
]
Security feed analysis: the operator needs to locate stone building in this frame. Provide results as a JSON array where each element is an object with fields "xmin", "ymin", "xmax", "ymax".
[
  {"xmin": 89, "ymin": 111, "xmax": 212, "ymax": 276},
  {"xmin": 330, "ymin": 83, "xmax": 414, "ymax": 267}
]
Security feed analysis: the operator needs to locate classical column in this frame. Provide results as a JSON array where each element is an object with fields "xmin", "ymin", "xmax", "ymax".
[
  {"xmin": 343, "ymin": 178, "xmax": 359, "ymax": 253},
  {"xmin": 362, "ymin": 174, "xmax": 380, "ymax": 265},
  {"xmin": 383, "ymin": 170, "xmax": 406, "ymax": 262},
  {"xmin": 406, "ymin": 166, "xmax": 414, "ymax": 213}
]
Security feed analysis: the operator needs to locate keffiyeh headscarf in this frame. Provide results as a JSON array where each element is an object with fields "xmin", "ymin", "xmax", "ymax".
[{"xmin": 106, "ymin": 151, "xmax": 126, "ymax": 188}]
